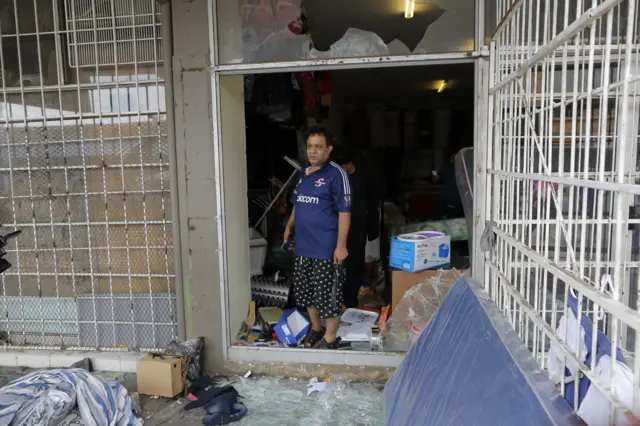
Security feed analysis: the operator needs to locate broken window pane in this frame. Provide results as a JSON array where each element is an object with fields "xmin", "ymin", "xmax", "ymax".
[{"xmin": 215, "ymin": 0, "xmax": 475, "ymax": 65}]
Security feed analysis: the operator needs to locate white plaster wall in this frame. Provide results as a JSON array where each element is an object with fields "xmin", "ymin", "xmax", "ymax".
[{"xmin": 220, "ymin": 75, "xmax": 252, "ymax": 341}]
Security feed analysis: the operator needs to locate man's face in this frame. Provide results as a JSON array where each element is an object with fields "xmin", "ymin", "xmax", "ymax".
[{"xmin": 307, "ymin": 134, "xmax": 332, "ymax": 167}]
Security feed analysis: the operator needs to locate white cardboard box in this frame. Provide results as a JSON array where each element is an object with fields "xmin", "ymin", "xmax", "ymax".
[{"xmin": 389, "ymin": 232, "xmax": 450, "ymax": 272}]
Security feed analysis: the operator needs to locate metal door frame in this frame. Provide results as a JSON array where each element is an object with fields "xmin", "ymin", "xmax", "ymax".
[{"xmin": 207, "ymin": 0, "xmax": 489, "ymax": 365}]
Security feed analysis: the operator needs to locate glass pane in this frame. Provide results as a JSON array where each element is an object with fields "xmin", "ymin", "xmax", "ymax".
[
  {"xmin": 216, "ymin": 0, "xmax": 475, "ymax": 65},
  {"xmin": 485, "ymin": 0, "xmax": 498, "ymax": 45}
]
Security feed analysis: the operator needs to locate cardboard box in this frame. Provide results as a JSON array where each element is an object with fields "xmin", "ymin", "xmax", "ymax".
[
  {"xmin": 389, "ymin": 232, "xmax": 450, "ymax": 272},
  {"xmin": 137, "ymin": 354, "xmax": 185, "ymax": 398},
  {"xmin": 274, "ymin": 308, "xmax": 310, "ymax": 347},
  {"xmin": 258, "ymin": 307, "xmax": 283, "ymax": 326},
  {"xmin": 392, "ymin": 269, "xmax": 439, "ymax": 310}
]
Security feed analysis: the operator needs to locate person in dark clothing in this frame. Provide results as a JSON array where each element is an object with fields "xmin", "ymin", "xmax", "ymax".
[
  {"xmin": 332, "ymin": 145, "xmax": 382, "ymax": 308},
  {"xmin": 432, "ymin": 151, "xmax": 465, "ymax": 219}
]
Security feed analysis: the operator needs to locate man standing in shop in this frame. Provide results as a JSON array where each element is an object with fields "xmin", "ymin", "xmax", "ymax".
[
  {"xmin": 332, "ymin": 145, "xmax": 382, "ymax": 309},
  {"xmin": 284, "ymin": 126, "xmax": 351, "ymax": 349}
]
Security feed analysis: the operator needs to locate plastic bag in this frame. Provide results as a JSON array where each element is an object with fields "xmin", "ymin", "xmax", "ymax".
[
  {"xmin": 249, "ymin": 30, "xmax": 310, "ymax": 62},
  {"xmin": 546, "ymin": 309, "xmax": 588, "ymax": 383},
  {"xmin": 165, "ymin": 337, "xmax": 205, "ymax": 381},
  {"xmin": 241, "ymin": 0, "xmax": 308, "ymax": 63},
  {"xmin": 382, "ymin": 269, "xmax": 461, "ymax": 351},
  {"xmin": 578, "ymin": 355, "xmax": 639, "ymax": 426},
  {"xmin": 308, "ymin": 28, "xmax": 390, "ymax": 59}
]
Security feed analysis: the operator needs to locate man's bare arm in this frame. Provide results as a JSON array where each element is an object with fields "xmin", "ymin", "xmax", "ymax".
[
  {"xmin": 284, "ymin": 206, "xmax": 295, "ymax": 242},
  {"xmin": 337, "ymin": 212, "xmax": 350, "ymax": 249},
  {"xmin": 333, "ymin": 212, "xmax": 351, "ymax": 264},
  {"xmin": 286, "ymin": 206, "xmax": 295, "ymax": 230}
]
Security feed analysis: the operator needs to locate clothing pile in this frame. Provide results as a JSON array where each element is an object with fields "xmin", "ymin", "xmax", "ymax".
[
  {"xmin": 184, "ymin": 377, "xmax": 247, "ymax": 425},
  {"xmin": 0, "ymin": 369, "xmax": 141, "ymax": 426}
]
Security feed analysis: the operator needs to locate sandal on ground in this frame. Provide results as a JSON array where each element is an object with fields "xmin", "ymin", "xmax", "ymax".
[{"xmin": 302, "ymin": 328, "xmax": 325, "ymax": 348}]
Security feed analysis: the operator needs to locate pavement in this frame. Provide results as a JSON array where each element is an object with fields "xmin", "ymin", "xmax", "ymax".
[{"xmin": 0, "ymin": 367, "xmax": 385, "ymax": 426}]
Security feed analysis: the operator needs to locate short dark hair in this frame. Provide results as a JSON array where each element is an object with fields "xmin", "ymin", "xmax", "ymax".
[
  {"xmin": 306, "ymin": 126, "xmax": 334, "ymax": 146},
  {"xmin": 331, "ymin": 145, "xmax": 356, "ymax": 165}
]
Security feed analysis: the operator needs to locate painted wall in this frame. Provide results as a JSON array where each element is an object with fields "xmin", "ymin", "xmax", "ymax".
[
  {"xmin": 219, "ymin": 75, "xmax": 252, "ymax": 342},
  {"xmin": 171, "ymin": 0, "xmax": 225, "ymax": 371}
]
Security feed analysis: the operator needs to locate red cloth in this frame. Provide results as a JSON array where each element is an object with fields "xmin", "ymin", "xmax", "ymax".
[
  {"xmin": 317, "ymin": 72, "xmax": 334, "ymax": 95},
  {"xmin": 287, "ymin": 17, "xmax": 303, "ymax": 35},
  {"xmin": 298, "ymin": 72, "xmax": 318, "ymax": 117}
]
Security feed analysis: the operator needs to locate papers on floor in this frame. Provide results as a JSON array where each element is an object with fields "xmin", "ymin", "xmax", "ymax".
[
  {"xmin": 340, "ymin": 308, "xmax": 378, "ymax": 327},
  {"xmin": 307, "ymin": 377, "xmax": 329, "ymax": 396},
  {"xmin": 337, "ymin": 322, "xmax": 373, "ymax": 342}
]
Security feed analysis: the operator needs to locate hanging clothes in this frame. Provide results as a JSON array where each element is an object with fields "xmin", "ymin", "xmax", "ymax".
[
  {"xmin": 252, "ymin": 73, "xmax": 294, "ymax": 120},
  {"xmin": 298, "ymin": 72, "xmax": 319, "ymax": 119},
  {"xmin": 317, "ymin": 72, "xmax": 334, "ymax": 96}
]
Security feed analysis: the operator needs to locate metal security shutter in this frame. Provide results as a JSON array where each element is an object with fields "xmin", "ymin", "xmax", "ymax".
[
  {"xmin": 485, "ymin": 0, "xmax": 640, "ymax": 419},
  {"xmin": 0, "ymin": 0, "xmax": 175, "ymax": 350}
]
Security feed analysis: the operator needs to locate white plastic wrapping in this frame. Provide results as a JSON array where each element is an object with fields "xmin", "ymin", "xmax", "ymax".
[
  {"xmin": 165, "ymin": 336, "xmax": 205, "ymax": 381},
  {"xmin": 382, "ymin": 269, "xmax": 461, "ymax": 352},
  {"xmin": 546, "ymin": 310, "xmax": 588, "ymax": 383},
  {"xmin": 309, "ymin": 28, "xmax": 390, "ymax": 59}
]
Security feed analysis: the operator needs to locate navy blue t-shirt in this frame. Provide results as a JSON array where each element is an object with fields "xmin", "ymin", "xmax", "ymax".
[{"xmin": 290, "ymin": 161, "xmax": 351, "ymax": 260}]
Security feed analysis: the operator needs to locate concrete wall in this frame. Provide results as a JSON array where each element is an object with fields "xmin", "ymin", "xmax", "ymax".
[
  {"xmin": 219, "ymin": 76, "xmax": 252, "ymax": 340},
  {"xmin": 170, "ymin": 0, "xmax": 227, "ymax": 372}
]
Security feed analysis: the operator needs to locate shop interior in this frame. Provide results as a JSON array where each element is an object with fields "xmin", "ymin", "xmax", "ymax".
[
  {"xmin": 225, "ymin": 64, "xmax": 475, "ymax": 353},
  {"xmin": 215, "ymin": 0, "xmax": 478, "ymax": 356}
]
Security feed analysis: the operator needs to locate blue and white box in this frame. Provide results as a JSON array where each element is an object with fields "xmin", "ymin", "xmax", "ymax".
[
  {"xmin": 389, "ymin": 231, "xmax": 450, "ymax": 272},
  {"xmin": 274, "ymin": 308, "xmax": 310, "ymax": 347}
]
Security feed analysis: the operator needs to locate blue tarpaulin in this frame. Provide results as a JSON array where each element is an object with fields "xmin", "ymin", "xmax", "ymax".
[{"xmin": 384, "ymin": 277, "xmax": 581, "ymax": 426}]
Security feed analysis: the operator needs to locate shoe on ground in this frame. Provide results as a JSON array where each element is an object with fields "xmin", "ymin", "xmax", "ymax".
[
  {"xmin": 302, "ymin": 328, "xmax": 324, "ymax": 348},
  {"xmin": 313, "ymin": 337, "xmax": 341, "ymax": 350}
]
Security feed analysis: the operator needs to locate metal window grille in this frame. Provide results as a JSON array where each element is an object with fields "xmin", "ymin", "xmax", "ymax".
[
  {"xmin": 65, "ymin": 0, "xmax": 162, "ymax": 67},
  {"xmin": 486, "ymin": 0, "xmax": 640, "ymax": 420},
  {"xmin": 0, "ymin": 0, "xmax": 175, "ymax": 350}
]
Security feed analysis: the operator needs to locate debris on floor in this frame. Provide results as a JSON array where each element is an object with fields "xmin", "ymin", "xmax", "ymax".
[
  {"xmin": 229, "ymin": 375, "xmax": 384, "ymax": 426},
  {"xmin": 306, "ymin": 377, "xmax": 328, "ymax": 396},
  {"xmin": 235, "ymin": 289, "xmax": 390, "ymax": 352},
  {"xmin": 0, "ymin": 364, "xmax": 385, "ymax": 426},
  {"xmin": 275, "ymin": 308, "xmax": 311, "ymax": 346}
]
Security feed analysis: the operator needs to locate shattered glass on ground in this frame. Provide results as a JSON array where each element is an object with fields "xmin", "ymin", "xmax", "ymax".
[
  {"xmin": 230, "ymin": 376, "xmax": 384, "ymax": 426},
  {"xmin": 142, "ymin": 374, "xmax": 384, "ymax": 425},
  {"xmin": 0, "ymin": 367, "xmax": 384, "ymax": 426}
]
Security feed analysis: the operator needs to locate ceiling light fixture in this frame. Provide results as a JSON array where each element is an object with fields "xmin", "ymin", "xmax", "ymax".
[
  {"xmin": 438, "ymin": 80, "xmax": 447, "ymax": 93},
  {"xmin": 405, "ymin": 0, "xmax": 415, "ymax": 18}
]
